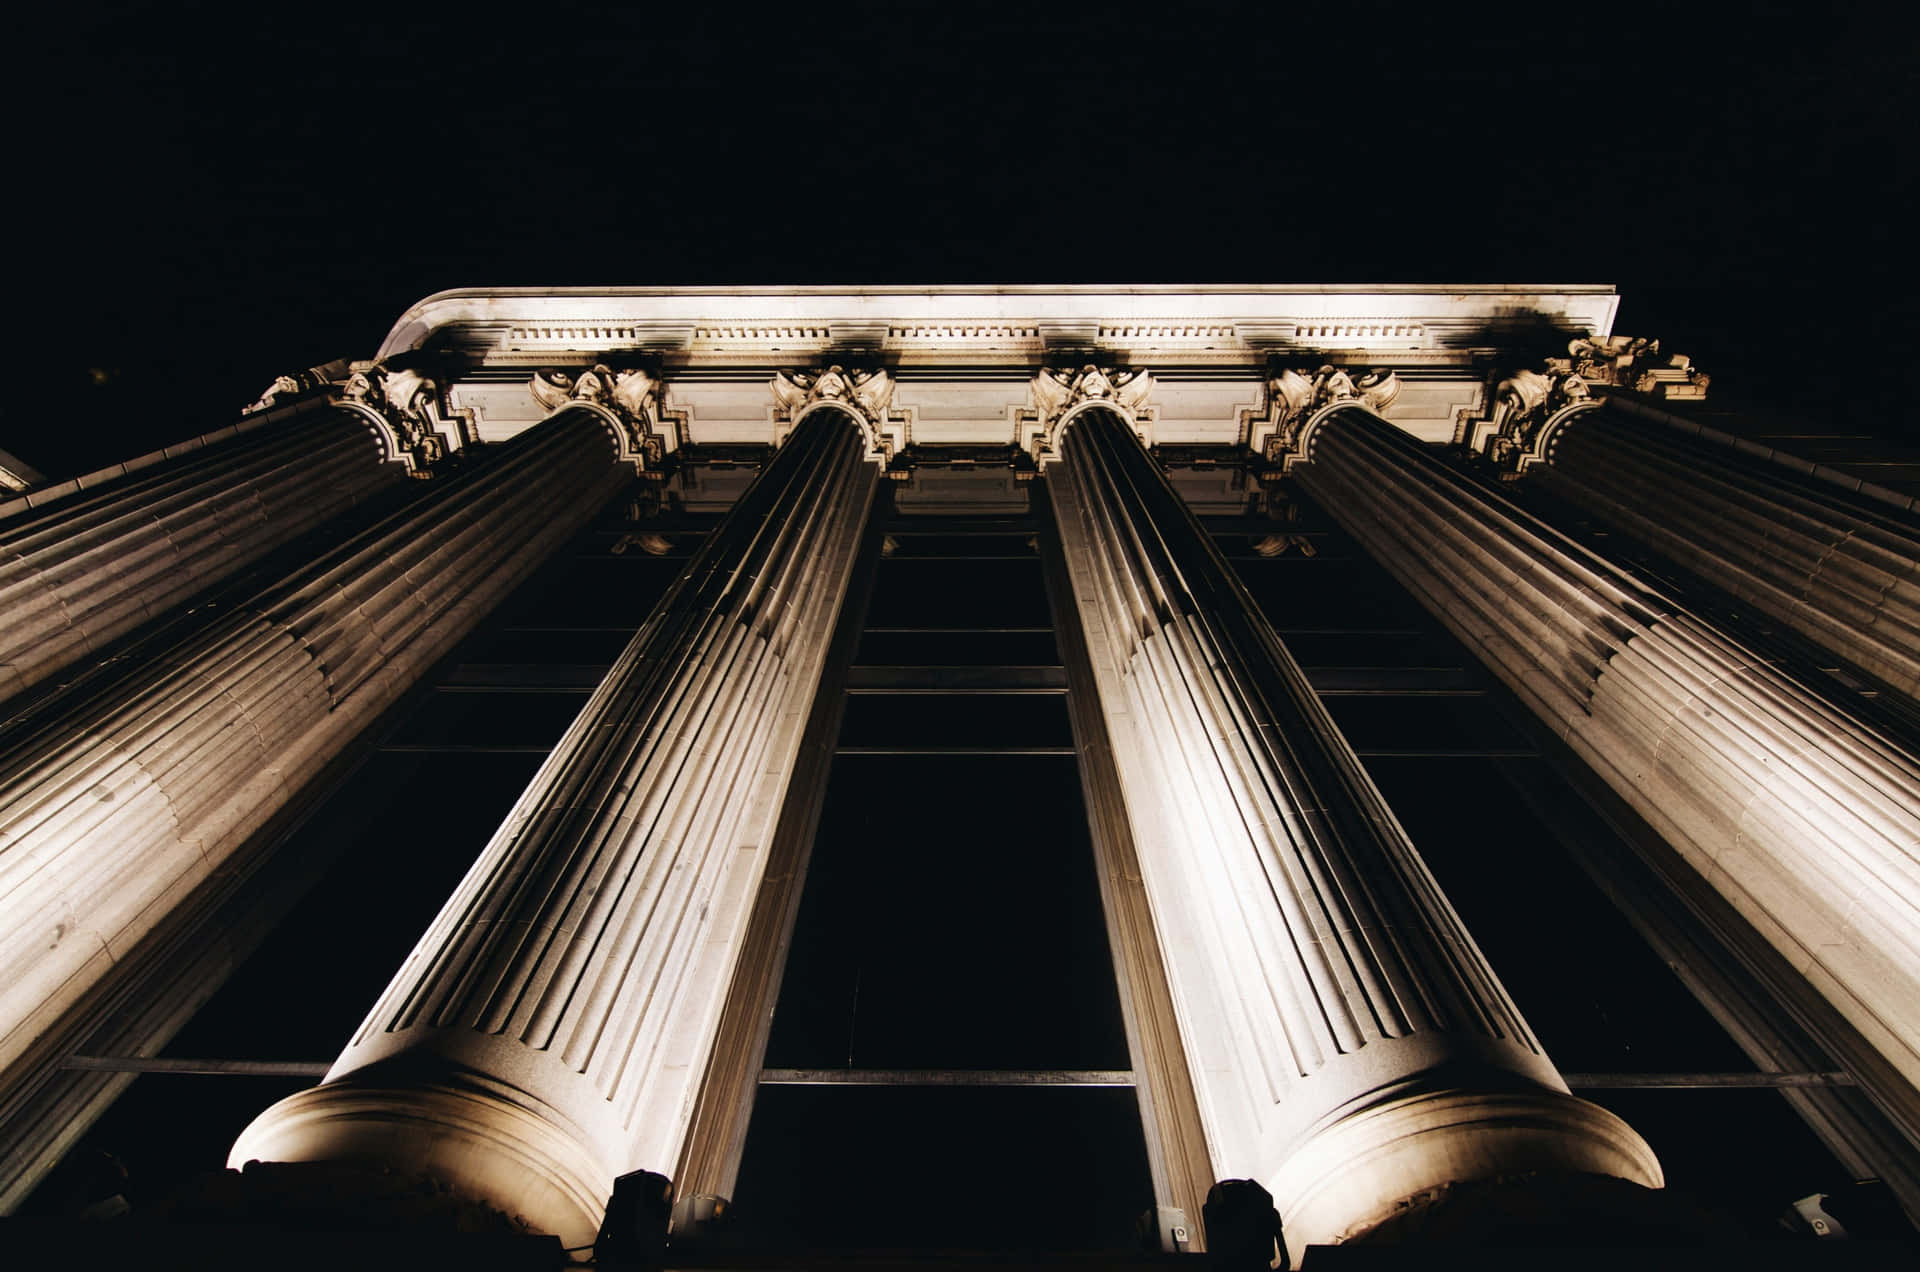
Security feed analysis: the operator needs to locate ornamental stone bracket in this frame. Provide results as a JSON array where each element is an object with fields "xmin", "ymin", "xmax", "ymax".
[
  {"xmin": 1018, "ymin": 364, "xmax": 1157, "ymax": 465},
  {"xmin": 531, "ymin": 364, "xmax": 682, "ymax": 471},
  {"xmin": 770, "ymin": 365, "xmax": 907, "ymax": 461},
  {"xmin": 1244, "ymin": 363, "xmax": 1400, "ymax": 471},
  {"xmin": 335, "ymin": 361, "xmax": 478, "ymax": 475},
  {"xmin": 1471, "ymin": 337, "xmax": 1707, "ymax": 474},
  {"xmin": 1569, "ymin": 335, "xmax": 1710, "ymax": 400},
  {"xmin": 246, "ymin": 359, "xmax": 353, "ymax": 413}
]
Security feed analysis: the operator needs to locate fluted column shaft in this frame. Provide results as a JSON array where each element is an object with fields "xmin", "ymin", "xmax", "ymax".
[
  {"xmin": 1047, "ymin": 407, "xmax": 1659, "ymax": 1256},
  {"xmin": 0, "ymin": 408, "xmax": 630, "ymax": 1105},
  {"xmin": 0, "ymin": 404, "xmax": 405, "ymax": 702},
  {"xmin": 1295, "ymin": 406, "xmax": 1920, "ymax": 1103},
  {"xmin": 1531, "ymin": 403, "xmax": 1920, "ymax": 701},
  {"xmin": 231, "ymin": 409, "xmax": 878, "ymax": 1245}
]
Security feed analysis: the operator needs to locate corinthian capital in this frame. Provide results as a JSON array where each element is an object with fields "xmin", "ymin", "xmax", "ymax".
[
  {"xmin": 1022, "ymin": 364, "xmax": 1157, "ymax": 462},
  {"xmin": 771, "ymin": 365, "xmax": 903, "ymax": 459},
  {"xmin": 337, "ymin": 360, "xmax": 469, "ymax": 471},
  {"xmin": 1248, "ymin": 364, "xmax": 1400, "ymax": 464},
  {"xmin": 529, "ymin": 364, "xmax": 671, "ymax": 468}
]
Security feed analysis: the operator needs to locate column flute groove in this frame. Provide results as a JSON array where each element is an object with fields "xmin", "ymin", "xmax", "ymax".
[
  {"xmin": 1530, "ymin": 404, "xmax": 1920, "ymax": 702},
  {"xmin": 0, "ymin": 408, "xmax": 631, "ymax": 1134},
  {"xmin": 0, "ymin": 406, "xmax": 406, "ymax": 703},
  {"xmin": 1292, "ymin": 405, "xmax": 1920, "ymax": 1130},
  {"xmin": 1047, "ymin": 407, "xmax": 1660, "ymax": 1258},
  {"xmin": 230, "ymin": 409, "xmax": 879, "ymax": 1246}
]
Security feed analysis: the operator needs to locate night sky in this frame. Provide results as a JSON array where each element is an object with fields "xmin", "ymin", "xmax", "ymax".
[
  {"xmin": 5, "ymin": 3, "xmax": 1918, "ymax": 1246},
  {"xmin": 7, "ymin": 2, "xmax": 1913, "ymax": 477}
]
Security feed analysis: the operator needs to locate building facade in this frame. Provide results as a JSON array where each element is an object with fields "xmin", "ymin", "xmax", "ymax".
[{"xmin": 1, "ymin": 287, "xmax": 1917, "ymax": 1264}]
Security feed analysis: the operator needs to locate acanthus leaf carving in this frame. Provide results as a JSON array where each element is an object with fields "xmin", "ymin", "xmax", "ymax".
[
  {"xmin": 1247, "ymin": 363, "xmax": 1400, "ymax": 466},
  {"xmin": 531, "ymin": 364, "xmax": 672, "ymax": 470},
  {"xmin": 1022, "ymin": 364, "xmax": 1157, "ymax": 462},
  {"xmin": 1568, "ymin": 336, "xmax": 1710, "ymax": 400},
  {"xmin": 1481, "ymin": 333, "xmax": 1706, "ymax": 473},
  {"xmin": 336, "ymin": 361, "xmax": 472, "ymax": 473},
  {"xmin": 770, "ymin": 365, "xmax": 904, "ymax": 460}
]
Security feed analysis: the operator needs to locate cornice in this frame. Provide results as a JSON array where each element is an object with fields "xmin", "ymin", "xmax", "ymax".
[{"xmin": 377, "ymin": 285, "xmax": 1621, "ymax": 365}]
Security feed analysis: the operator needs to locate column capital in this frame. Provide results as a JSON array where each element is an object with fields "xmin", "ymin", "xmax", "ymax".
[
  {"xmin": 1482, "ymin": 367, "xmax": 1598, "ymax": 473},
  {"xmin": 1476, "ymin": 336, "xmax": 1708, "ymax": 472},
  {"xmin": 771, "ymin": 364, "xmax": 905, "ymax": 460},
  {"xmin": 1247, "ymin": 362, "xmax": 1399, "ymax": 469},
  {"xmin": 337, "ymin": 358, "xmax": 477, "ymax": 473},
  {"xmin": 534, "ymin": 364, "xmax": 680, "ymax": 470},
  {"xmin": 1022, "ymin": 363, "xmax": 1157, "ymax": 463}
]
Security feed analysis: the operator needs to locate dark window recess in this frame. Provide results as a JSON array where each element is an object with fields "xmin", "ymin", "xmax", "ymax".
[
  {"xmin": 1277, "ymin": 630, "xmax": 1464, "ymax": 668},
  {"xmin": 384, "ymin": 690, "xmax": 589, "ymax": 749},
  {"xmin": 1320, "ymin": 694, "xmax": 1531, "ymax": 752},
  {"xmin": 765, "ymin": 754, "xmax": 1128, "ymax": 1072},
  {"xmin": 1362, "ymin": 755, "xmax": 1759, "ymax": 1074},
  {"xmin": 882, "ymin": 533, "xmax": 1036, "ymax": 557},
  {"xmin": 1212, "ymin": 530, "xmax": 1356, "ymax": 560},
  {"xmin": 837, "ymin": 694, "xmax": 1073, "ymax": 749},
  {"xmin": 865, "ymin": 559, "xmax": 1051, "ymax": 628},
  {"xmin": 458, "ymin": 625, "xmax": 634, "ymax": 666},
  {"xmin": 1243, "ymin": 562, "xmax": 1428, "ymax": 632},
  {"xmin": 732, "ymin": 1086, "xmax": 1155, "ymax": 1252},
  {"xmin": 855, "ymin": 629, "xmax": 1060, "ymax": 667},
  {"xmin": 510, "ymin": 556, "xmax": 690, "ymax": 627}
]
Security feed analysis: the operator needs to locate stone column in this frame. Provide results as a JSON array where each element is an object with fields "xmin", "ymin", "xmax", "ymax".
[
  {"xmin": 1291, "ymin": 404, "xmax": 1920, "ymax": 1112},
  {"xmin": 0, "ymin": 400, "xmax": 407, "ymax": 702},
  {"xmin": 230, "ymin": 407, "xmax": 878, "ymax": 1246},
  {"xmin": 1046, "ymin": 405, "xmax": 1661, "ymax": 1257},
  {"xmin": 1517, "ymin": 399, "xmax": 1920, "ymax": 703},
  {"xmin": 0, "ymin": 407, "xmax": 632, "ymax": 1115}
]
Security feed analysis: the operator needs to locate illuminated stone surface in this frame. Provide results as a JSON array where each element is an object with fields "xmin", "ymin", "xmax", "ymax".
[
  {"xmin": 0, "ymin": 400, "xmax": 404, "ymax": 703},
  {"xmin": 1526, "ymin": 399, "xmax": 1920, "ymax": 703},
  {"xmin": 231, "ymin": 408, "xmax": 879, "ymax": 1246},
  {"xmin": 0, "ymin": 408, "xmax": 629, "ymax": 1157},
  {"xmin": 1047, "ymin": 405, "xmax": 1660, "ymax": 1259},
  {"xmin": 1292, "ymin": 405, "xmax": 1920, "ymax": 1109}
]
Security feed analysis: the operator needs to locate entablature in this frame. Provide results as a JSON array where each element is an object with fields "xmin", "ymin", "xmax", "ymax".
[{"xmin": 377, "ymin": 285, "xmax": 1623, "ymax": 456}]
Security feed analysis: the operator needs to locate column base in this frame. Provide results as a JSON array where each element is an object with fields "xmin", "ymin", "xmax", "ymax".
[
  {"xmin": 228, "ymin": 1075, "xmax": 614, "ymax": 1249},
  {"xmin": 1268, "ymin": 1087, "xmax": 1663, "ymax": 1259}
]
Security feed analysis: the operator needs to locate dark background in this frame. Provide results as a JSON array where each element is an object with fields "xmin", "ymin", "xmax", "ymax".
[{"xmin": 5, "ymin": 2, "xmax": 1913, "ymax": 478}]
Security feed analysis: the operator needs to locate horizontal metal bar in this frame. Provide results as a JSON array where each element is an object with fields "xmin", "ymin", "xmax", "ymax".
[
  {"xmin": 63, "ymin": 1056, "xmax": 330, "ymax": 1077},
  {"xmin": 864, "ymin": 626, "xmax": 1053, "ymax": 634},
  {"xmin": 572, "ymin": 552, "xmax": 700, "ymax": 561},
  {"xmin": 59, "ymin": 1060, "xmax": 1850, "ymax": 1090},
  {"xmin": 1316, "ymin": 689, "xmax": 1487, "ymax": 698},
  {"xmin": 441, "ymin": 663, "xmax": 612, "ymax": 689},
  {"xmin": 846, "ymin": 666, "xmax": 1067, "ymax": 692},
  {"xmin": 435, "ymin": 685, "xmax": 597, "ymax": 695},
  {"xmin": 1305, "ymin": 666, "xmax": 1479, "ymax": 694},
  {"xmin": 880, "ymin": 522, "xmax": 1040, "ymax": 535},
  {"xmin": 1561, "ymin": 1072, "xmax": 1857, "ymax": 1089},
  {"xmin": 834, "ymin": 746, "xmax": 1078, "ymax": 757},
  {"xmin": 1353, "ymin": 747, "xmax": 1537, "ymax": 759},
  {"xmin": 505, "ymin": 625, "xmax": 641, "ymax": 633},
  {"xmin": 759, "ymin": 1068, "xmax": 1134, "ymax": 1088},
  {"xmin": 379, "ymin": 744, "xmax": 554, "ymax": 754}
]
